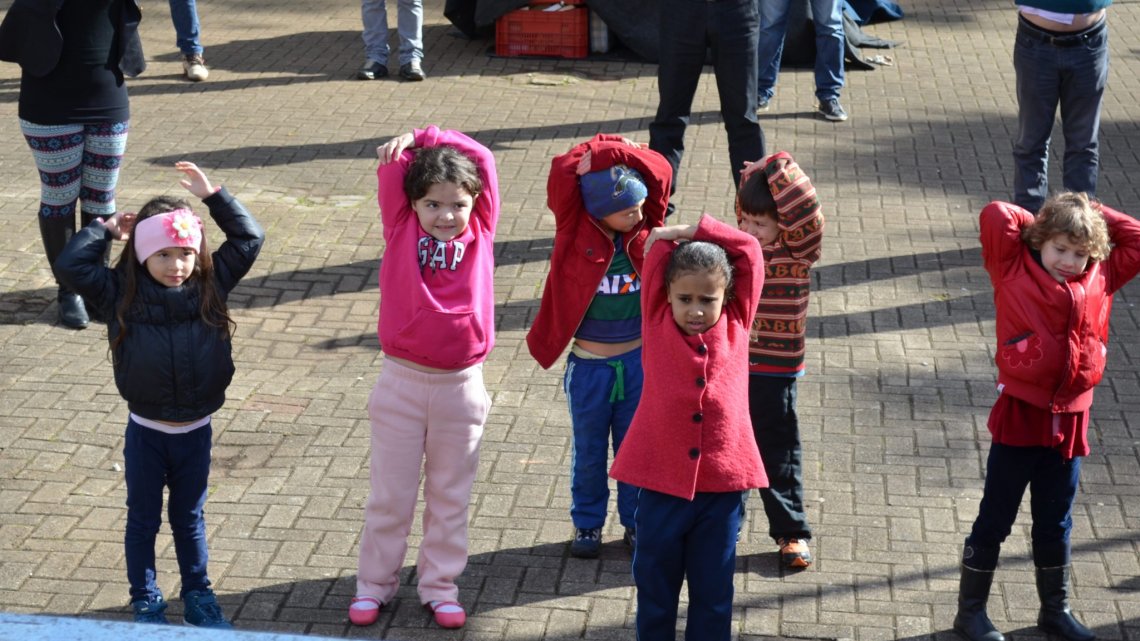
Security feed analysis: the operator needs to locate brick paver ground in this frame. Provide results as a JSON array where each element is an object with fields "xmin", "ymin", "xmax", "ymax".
[{"xmin": 1, "ymin": 0, "xmax": 1138, "ymax": 639}]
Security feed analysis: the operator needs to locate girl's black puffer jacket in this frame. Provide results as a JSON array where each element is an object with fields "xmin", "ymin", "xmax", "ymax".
[{"xmin": 55, "ymin": 187, "xmax": 264, "ymax": 422}]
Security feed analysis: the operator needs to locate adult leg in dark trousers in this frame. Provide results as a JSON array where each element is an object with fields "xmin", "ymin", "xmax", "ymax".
[{"xmin": 650, "ymin": 0, "xmax": 765, "ymax": 216}]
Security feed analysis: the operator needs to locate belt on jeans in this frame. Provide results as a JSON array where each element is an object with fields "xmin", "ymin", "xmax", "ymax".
[{"xmin": 1017, "ymin": 16, "xmax": 1105, "ymax": 48}]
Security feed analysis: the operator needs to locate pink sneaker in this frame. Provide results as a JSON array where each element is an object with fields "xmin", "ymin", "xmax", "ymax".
[
  {"xmin": 348, "ymin": 596, "xmax": 382, "ymax": 626},
  {"xmin": 425, "ymin": 600, "xmax": 466, "ymax": 628}
]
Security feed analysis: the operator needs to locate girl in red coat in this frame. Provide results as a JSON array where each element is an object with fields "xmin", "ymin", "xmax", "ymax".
[
  {"xmin": 955, "ymin": 193, "xmax": 1140, "ymax": 641},
  {"xmin": 610, "ymin": 214, "xmax": 767, "ymax": 641}
]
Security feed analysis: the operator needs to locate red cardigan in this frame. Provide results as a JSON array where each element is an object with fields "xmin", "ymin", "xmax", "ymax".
[
  {"xmin": 526, "ymin": 135, "xmax": 672, "ymax": 369},
  {"xmin": 610, "ymin": 214, "xmax": 768, "ymax": 500},
  {"xmin": 981, "ymin": 201, "xmax": 1140, "ymax": 415}
]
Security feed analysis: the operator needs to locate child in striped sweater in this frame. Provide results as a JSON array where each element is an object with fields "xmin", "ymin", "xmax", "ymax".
[{"xmin": 735, "ymin": 152, "xmax": 824, "ymax": 568}]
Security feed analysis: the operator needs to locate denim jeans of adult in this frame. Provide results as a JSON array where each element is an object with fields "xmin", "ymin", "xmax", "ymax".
[
  {"xmin": 649, "ymin": 0, "xmax": 764, "ymax": 205},
  {"xmin": 168, "ymin": 0, "xmax": 202, "ymax": 56},
  {"xmin": 361, "ymin": 0, "xmax": 424, "ymax": 66},
  {"xmin": 1012, "ymin": 16, "xmax": 1108, "ymax": 213},
  {"xmin": 748, "ymin": 375, "xmax": 812, "ymax": 542},
  {"xmin": 756, "ymin": 0, "xmax": 845, "ymax": 102},
  {"xmin": 633, "ymin": 489, "xmax": 744, "ymax": 641},
  {"xmin": 966, "ymin": 443, "xmax": 1081, "ymax": 570},
  {"xmin": 124, "ymin": 418, "xmax": 213, "ymax": 602},
  {"xmin": 564, "ymin": 348, "xmax": 642, "ymax": 529}
]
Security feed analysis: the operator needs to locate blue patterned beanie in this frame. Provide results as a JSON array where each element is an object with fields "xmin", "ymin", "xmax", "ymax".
[{"xmin": 579, "ymin": 164, "xmax": 649, "ymax": 219}]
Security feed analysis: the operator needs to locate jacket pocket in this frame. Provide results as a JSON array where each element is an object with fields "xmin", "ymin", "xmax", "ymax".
[
  {"xmin": 997, "ymin": 331, "xmax": 1043, "ymax": 370},
  {"xmin": 394, "ymin": 307, "xmax": 485, "ymax": 368}
]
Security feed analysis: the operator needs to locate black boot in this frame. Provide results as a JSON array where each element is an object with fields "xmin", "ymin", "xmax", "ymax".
[
  {"xmin": 953, "ymin": 556, "xmax": 1005, "ymax": 641},
  {"xmin": 1036, "ymin": 566, "xmax": 1095, "ymax": 641},
  {"xmin": 38, "ymin": 214, "xmax": 88, "ymax": 329},
  {"xmin": 79, "ymin": 212, "xmax": 111, "ymax": 322}
]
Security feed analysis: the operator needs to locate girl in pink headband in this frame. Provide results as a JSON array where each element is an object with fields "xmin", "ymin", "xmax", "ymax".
[{"xmin": 53, "ymin": 161, "xmax": 264, "ymax": 628}]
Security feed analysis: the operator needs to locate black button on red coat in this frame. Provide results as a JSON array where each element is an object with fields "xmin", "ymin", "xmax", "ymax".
[{"xmin": 688, "ymin": 448, "xmax": 700, "ymax": 459}]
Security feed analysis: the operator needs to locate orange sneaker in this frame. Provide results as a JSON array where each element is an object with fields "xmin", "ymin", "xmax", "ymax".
[{"xmin": 777, "ymin": 538, "xmax": 812, "ymax": 568}]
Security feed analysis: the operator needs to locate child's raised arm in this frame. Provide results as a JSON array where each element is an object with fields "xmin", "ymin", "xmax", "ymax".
[
  {"xmin": 763, "ymin": 152, "xmax": 824, "ymax": 263},
  {"xmin": 182, "ymin": 163, "xmax": 263, "ymax": 293},
  {"xmin": 1101, "ymin": 205, "xmax": 1140, "ymax": 294},
  {"xmin": 690, "ymin": 214, "xmax": 764, "ymax": 323},
  {"xmin": 979, "ymin": 201, "xmax": 1034, "ymax": 284}
]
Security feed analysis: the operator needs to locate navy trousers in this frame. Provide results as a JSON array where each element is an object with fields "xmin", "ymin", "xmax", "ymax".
[
  {"xmin": 123, "ymin": 418, "xmax": 213, "ymax": 601},
  {"xmin": 632, "ymin": 488, "xmax": 745, "ymax": 641},
  {"xmin": 966, "ymin": 443, "xmax": 1081, "ymax": 569}
]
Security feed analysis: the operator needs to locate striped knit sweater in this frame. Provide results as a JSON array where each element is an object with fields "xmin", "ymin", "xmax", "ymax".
[{"xmin": 735, "ymin": 152, "xmax": 824, "ymax": 375}]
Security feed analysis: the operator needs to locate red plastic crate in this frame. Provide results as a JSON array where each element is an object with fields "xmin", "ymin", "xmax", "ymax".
[{"xmin": 496, "ymin": 5, "xmax": 589, "ymax": 59}]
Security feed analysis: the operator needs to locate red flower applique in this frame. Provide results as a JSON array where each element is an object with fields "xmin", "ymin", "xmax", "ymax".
[{"xmin": 998, "ymin": 332, "xmax": 1043, "ymax": 369}]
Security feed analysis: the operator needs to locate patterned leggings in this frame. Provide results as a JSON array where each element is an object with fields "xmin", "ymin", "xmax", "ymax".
[{"xmin": 20, "ymin": 119, "xmax": 130, "ymax": 219}]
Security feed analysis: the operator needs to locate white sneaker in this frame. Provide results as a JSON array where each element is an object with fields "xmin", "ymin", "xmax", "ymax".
[{"xmin": 183, "ymin": 54, "xmax": 209, "ymax": 82}]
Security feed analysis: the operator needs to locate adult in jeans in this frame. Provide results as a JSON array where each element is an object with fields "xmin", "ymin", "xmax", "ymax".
[
  {"xmin": 356, "ymin": 0, "xmax": 425, "ymax": 82},
  {"xmin": 756, "ymin": 0, "xmax": 847, "ymax": 121},
  {"xmin": 649, "ymin": 0, "xmax": 764, "ymax": 214},
  {"xmin": 0, "ymin": 0, "xmax": 144, "ymax": 329},
  {"xmin": 1012, "ymin": 1, "xmax": 1110, "ymax": 213},
  {"xmin": 169, "ymin": 0, "xmax": 208, "ymax": 81}
]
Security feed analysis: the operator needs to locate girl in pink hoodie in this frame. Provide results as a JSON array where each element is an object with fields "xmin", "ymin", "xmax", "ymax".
[{"xmin": 350, "ymin": 126, "xmax": 498, "ymax": 630}]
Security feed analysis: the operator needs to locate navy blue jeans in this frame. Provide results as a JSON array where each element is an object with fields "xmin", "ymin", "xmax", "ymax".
[
  {"xmin": 749, "ymin": 375, "xmax": 812, "ymax": 542},
  {"xmin": 124, "ymin": 418, "xmax": 213, "ymax": 602},
  {"xmin": 649, "ymin": 0, "xmax": 765, "ymax": 206},
  {"xmin": 1012, "ymin": 15, "xmax": 1108, "ymax": 213},
  {"xmin": 633, "ymin": 489, "xmax": 744, "ymax": 641},
  {"xmin": 965, "ymin": 443, "xmax": 1081, "ymax": 570},
  {"xmin": 564, "ymin": 348, "xmax": 642, "ymax": 529}
]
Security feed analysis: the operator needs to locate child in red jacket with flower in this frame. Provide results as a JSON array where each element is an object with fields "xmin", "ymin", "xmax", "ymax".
[
  {"xmin": 955, "ymin": 193, "xmax": 1140, "ymax": 641},
  {"xmin": 610, "ymin": 214, "xmax": 767, "ymax": 641}
]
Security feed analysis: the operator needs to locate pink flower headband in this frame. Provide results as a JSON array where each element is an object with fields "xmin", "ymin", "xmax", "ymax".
[{"xmin": 133, "ymin": 208, "xmax": 204, "ymax": 264}]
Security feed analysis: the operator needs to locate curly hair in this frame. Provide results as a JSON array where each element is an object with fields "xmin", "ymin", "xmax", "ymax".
[
  {"xmin": 111, "ymin": 196, "xmax": 234, "ymax": 355},
  {"xmin": 1021, "ymin": 192, "xmax": 1111, "ymax": 262},
  {"xmin": 665, "ymin": 240, "xmax": 735, "ymax": 301}
]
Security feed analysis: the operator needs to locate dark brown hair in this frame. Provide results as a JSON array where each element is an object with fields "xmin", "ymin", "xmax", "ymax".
[
  {"xmin": 736, "ymin": 170, "xmax": 777, "ymax": 220},
  {"xmin": 110, "ymin": 196, "xmax": 234, "ymax": 355},
  {"xmin": 404, "ymin": 144, "xmax": 483, "ymax": 202}
]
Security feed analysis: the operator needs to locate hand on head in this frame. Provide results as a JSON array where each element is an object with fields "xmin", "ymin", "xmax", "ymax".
[
  {"xmin": 739, "ymin": 154, "xmax": 776, "ymax": 185},
  {"xmin": 377, "ymin": 133, "xmax": 415, "ymax": 165},
  {"xmin": 175, "ymin": 161, "xmax": 215, "ymax": 199},
  {"xmin": 644, "ymin": 223, "xmax": 697, "ymax": 257},
  {"xmin": 102, "ymin": 211, "xmax": 137, "ymax": 241}
]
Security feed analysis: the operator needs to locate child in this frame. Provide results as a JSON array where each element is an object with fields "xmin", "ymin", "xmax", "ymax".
[
  {"xmin": 526, "ymin": 134, "xmax": 671, "ymax": 558},
  {"xmin": 350, "ymin": 126, "xmax": 498, "ymax": 630},
  {"xmin": 53, "ymin": 162, "xmax": 265, "ymax": 627},
  {"xmin": 954, "ymin": 193, "xmax": 1140, "ymax": 641},
  {"xmin": 610, "ymin": 214, "xmax": 768, "ymax": 641},
  {"xmin": 735, "ymin": 152, "xmax": 824, "ymax": 568}
]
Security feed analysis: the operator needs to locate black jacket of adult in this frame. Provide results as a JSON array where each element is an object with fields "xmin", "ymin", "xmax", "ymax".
[
  {"xmin": 54, "ymin": 188, "xmax": 265, "ymax": 423},
  {"xmin": 0, "ymin": 0, "xmax": 145, "ymax": 78}
]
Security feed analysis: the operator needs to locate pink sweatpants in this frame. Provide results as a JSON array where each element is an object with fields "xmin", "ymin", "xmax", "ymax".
[{"xmin": 355, "ymin": 359, "xmax": 489, "ymax": 605}]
